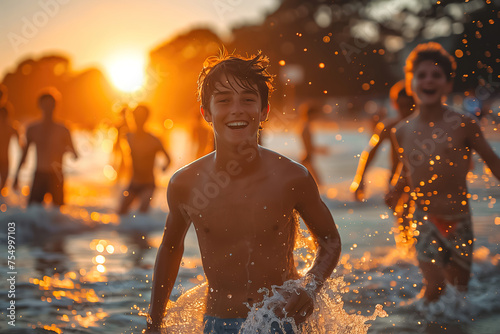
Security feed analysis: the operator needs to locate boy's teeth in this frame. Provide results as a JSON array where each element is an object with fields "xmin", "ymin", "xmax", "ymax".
[{"xmin": 227, "ymin": 121, "xmax": 248, "ymax": 126}]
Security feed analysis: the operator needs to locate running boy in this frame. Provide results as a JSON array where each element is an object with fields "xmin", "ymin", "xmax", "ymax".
[
  {"xmin": 389, "ymin": 42, "xmax": 500, "ymax": 302},
  {"xmin": 146, "ymin": 52, "xmax": 341, "ymax": 333},
  {"xmin": 13, "ymin": 88, "xmax": 78, "ymax": 206},
  {"xmin": 118, "ymin": 104, "xmax": 171, "ymax": 215}
]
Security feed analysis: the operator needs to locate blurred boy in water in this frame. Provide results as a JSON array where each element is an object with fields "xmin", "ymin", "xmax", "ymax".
[
  {"xmin": 112, "ymin": 105, "xmax": 130, "ymax": 184},
  {"xmin": 350, "ymin": 80, "xmax": 415, "ymax": 244},
  {"xmin": 146, "ymin": 52, "xmax": 341, "ymax": 333},
  {"xmin": 387, "ymin": 42, "xmax": 500, "ymax": 302},
  {"xmin": 13, "ymin": 88, "xmax": 78, "ymax": 206},
  {"xmin": 118, "ymin": 104, "xmax": 171, "ymax": 215},
  {"xmin": 299, "ymin": 103, "xmax": 325, "ymax": 187},
  {"xmin": 0, "ymin": 85, "xmax": 20, "ymax": 192}
]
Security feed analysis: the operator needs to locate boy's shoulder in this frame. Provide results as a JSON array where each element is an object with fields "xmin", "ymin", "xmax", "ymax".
[
  {"xmin": 27, "ymin": 120, "xmax": 66, "ymax": 132},
  {"xmin": 170, "ymin": 148, "xmax": 310, "ymax": 187},
  {"xmin": 169, "ymin": 152, "xmax": 215, "ymax": 185},
  {"xmin": 442, "ymin": 105, "xmax": 476, "ymax": 123},
  {"xmin": 392, "ymin": 113, "xmax": 418, "ymax": 133},
  {"xmin": 260, "ymin": 147, "xmax": 311, "ymax": 180}
]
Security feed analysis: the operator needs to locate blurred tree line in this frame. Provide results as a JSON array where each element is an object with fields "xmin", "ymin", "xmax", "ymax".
[{"xmin": 2, "ymin": 0, "xmax": 498, "ymax": 129}]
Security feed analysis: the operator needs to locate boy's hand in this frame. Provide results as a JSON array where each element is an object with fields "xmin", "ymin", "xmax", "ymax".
[
  {"xmin": 353, "ymin": 183, "xmax": 365, "ymax": 202},
  {"xmin": 144, "ymin": 324, "xmax": 162, "ymax": 334},
  {"xmin": 276, "ymin": 287, "xmax": 314, "ymax": 325},
  {"xmin": 144, "ymin": 316, "xmax": 163, "ymax": 334}
]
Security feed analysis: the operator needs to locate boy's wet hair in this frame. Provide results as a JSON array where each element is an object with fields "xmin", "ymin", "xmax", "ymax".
[
  {"xmin": 38, "ymin": 86, "xmax": 61, "ymax": 103},
  {"xmin": 197, "ymin": 50, "xmax": 274, "ymax": 113},
  {"xmin": 405, "ymin": 42, "xmax": 456, "ymax": 94}
]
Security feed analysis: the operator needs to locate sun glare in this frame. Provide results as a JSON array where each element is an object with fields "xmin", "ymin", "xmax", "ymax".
[{"xmin": 105, "ymin": 53, "xmax": 146, "ymax": 93}]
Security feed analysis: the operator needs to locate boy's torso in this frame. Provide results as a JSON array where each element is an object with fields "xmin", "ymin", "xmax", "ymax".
[
  {"xmin": 176, "ymin": 148, "xmax": 305, "ymax": 318},
  {"xmin": 0, "ymin": 124, "xmax": 16, "ymax": 162},
  {"xmin": 396, "ymin": 110, "xmax": 472, "ymax": 215},
  {"xmin": 28, "ymin": 121, "xmax": 71, "ymax": 171},
  {"xmin": 128, "ymin": 132, "xmax": 161, "ymax": 183}
]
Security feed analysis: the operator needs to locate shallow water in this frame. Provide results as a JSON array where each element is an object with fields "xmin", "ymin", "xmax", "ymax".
[{"xmin": 1, "ymin": 124, "xmax": 499, "ymax": 333}]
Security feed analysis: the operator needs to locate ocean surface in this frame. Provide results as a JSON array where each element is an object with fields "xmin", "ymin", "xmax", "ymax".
[{"xmin": 1, "ymin": 120, "xmax": 499, "ymax": 334}]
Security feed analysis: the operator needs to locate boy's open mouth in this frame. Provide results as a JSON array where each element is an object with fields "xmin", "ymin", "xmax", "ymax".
[
  {"xmin": 422, "ymin": 88, "xmax": 437, "ymax": 95},
  {"xmin": 226, "ymin": 121, "xmax": 249, "ymax": 129}
]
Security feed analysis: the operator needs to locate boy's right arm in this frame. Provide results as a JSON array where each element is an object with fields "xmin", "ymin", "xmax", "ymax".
[
  {"xmin": 350, "ymin": 122, "xmax": 389, "ymax": 200},
  {"xmin": 13, "ymin": 128, "xmax": 32, "ymax": 190},
  {"xmin": 466, "ymin": 117, "xmax": 500, "ymax": 180},
  {"xmin": 147, "ymin": 176, "xmax": 191, "ymax": 332},
  {"xmin": 384, "ymin": 127, "xmax": 409, "ymax": 209}
]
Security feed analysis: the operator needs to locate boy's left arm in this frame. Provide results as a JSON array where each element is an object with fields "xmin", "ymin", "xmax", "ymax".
[
  {"xmin": 467, "ymin": 118, "xmax": 500, "ymax": 180},
  {"xmin": 286, "ymin": 172, "xmax": 341, "ymax": 323},
  {"xmin": 156, "ymin": 137, "xmax": 171, "ymax": 171},
  {"xmin": 65, "ymin": 127, "xmax": 78, "ymax": 160},
  {"xmin": 160, "ymin": 145, "xmax": 171, "ymax": 171}
]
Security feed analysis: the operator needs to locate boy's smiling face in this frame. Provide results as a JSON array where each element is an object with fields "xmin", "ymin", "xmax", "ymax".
[
  {"xmin": 412, "ymin": 60, "xmax": 452, "ymax": 107},
  {"xmin": 203, "ymin": 74, "xmax": 269, "ymax": 147}
]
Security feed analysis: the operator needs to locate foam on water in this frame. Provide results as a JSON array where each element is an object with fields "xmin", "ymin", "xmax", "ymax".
[
  {"xmin": 411, "ymin": 269, "xmax": 500, "ymax": 325},
  {"xmin": 0, "ymin": 205, "xmax": 96, "ymax": 243}
]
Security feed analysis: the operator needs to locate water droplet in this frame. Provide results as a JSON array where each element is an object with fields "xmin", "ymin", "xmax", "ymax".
[
  {"xmin": 248, "ymin": 280, "xmax": 252, "ymax": 283},
  {"xmin": 263, "ymin": 206, "xmax": 267, "ymax": 210},
  {"xmin": 199, "ymin": 214, "xmax": 202, "ymax": 217},
  {"xmin": 227, "ymin": 294, "xmax": 232, "ymax": 299},
  {"xmin": 229, "ymin": 253, "xmax": 232, "ymax": 256},
  {"xmin": 251, "ymin": 262, "xmax": 255, "ymax": 265},
  {"xmin": 210, "ymin": 288, "xmax": 214, "ymax": 292}
]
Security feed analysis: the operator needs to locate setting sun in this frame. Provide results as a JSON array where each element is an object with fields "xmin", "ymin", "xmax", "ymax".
[{"xmin": 104, "ymin": 53, "xmax": 146, "ymax": 93}]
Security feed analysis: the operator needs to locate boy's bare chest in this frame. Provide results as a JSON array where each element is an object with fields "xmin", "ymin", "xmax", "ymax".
[
  {"xmin": 400, "ymin": 123, "xmax": 468, "ymax": 163},
  {"xmin": 183, "ymin": 176, "xmax": 296, "ymax": 234}
]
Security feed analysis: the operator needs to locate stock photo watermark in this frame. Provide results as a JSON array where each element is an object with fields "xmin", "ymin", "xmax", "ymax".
[
  {"xmin": 6, "ymin": 222, "xmax": 17, "ymax": 326},
  {"xmin": 212, "ymin": 0, "xmax": 243, "ymax": 20},
  {"xmin": 7, "ymin": 0, "xmax": 71, "ymax": 53}
]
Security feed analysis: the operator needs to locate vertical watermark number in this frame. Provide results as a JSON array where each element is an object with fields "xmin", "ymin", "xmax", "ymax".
[{"xmin": 6, "ymin": 222, "xmax": 16, "ymax": 326}]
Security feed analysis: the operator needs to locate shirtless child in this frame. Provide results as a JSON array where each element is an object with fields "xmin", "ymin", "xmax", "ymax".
[
  {"xmin": 146, "ymin": 52, "xmax": 341, "ymax": 333},
  {"xmin": 389, "ymin": 42, "xmax": 500, "ymax": 302},
  {"xmin": 118, "ymin": 104, "xmax": 171, "ymax": 214},
  {"xmin": 13, "ymin": 88, "xmax": 78, "ymax": 206}
]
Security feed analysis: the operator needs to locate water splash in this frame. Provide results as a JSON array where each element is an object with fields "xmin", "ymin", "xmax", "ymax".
[{"xmin": 241, "ymin": 276, "xmax": 387, "ymax": 334}]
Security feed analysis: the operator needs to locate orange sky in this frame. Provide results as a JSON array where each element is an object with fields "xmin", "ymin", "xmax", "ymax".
[{"xmin": 0, "ymin": 0, "xmax": 280, "ymax": 79}]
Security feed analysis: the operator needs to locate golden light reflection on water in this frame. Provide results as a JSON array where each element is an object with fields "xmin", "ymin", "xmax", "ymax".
[
  {"xmin": 58, "ymin": 204, "xmax": 120, "ymax": 227},
  {"xmin": 29, "ymin": 270, "xmax": 108, "ymax": 331}
]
